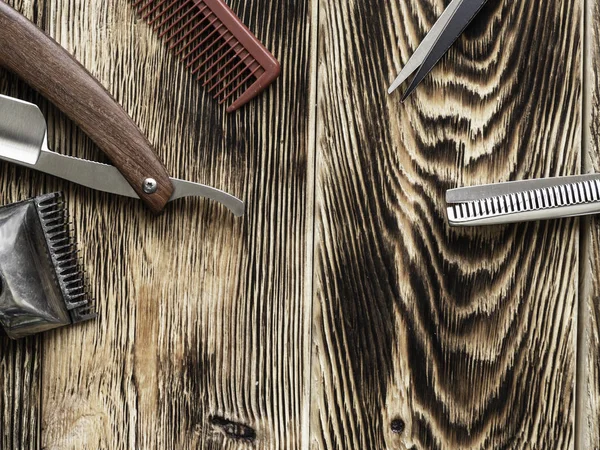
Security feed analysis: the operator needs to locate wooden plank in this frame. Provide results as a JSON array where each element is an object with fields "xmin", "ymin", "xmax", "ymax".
[
  {"xmin": 0, "ymin": 2, "xmax": 46, "ymax": 448},
  {"xmin": 1, "ymin": 0, "xmax": 315, "ymax": 448},
  {"xmin": 311, "ymin": 0, "xmax": 581, "ymax": 448},
  {"xmin": 579, "ymin": 0, "xmax": 600, "ymax": 447},
  {"xmin": 0, "ymin": 337, "xmax": 41, "ymax": 450}
]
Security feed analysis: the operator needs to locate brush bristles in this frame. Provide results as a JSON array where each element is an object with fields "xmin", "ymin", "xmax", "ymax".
[
  {"xmin": 35, "ymin": 193, "xmax": 96, "ymax": 324},
  {"xmin": 132, "ymin": 0, "xmax": 279, "ymax": 111}
]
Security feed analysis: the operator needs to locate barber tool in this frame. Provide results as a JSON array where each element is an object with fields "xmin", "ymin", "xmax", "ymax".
[
  {"xmin": 0, "ymin": 94, "xmax": 244, "ymax": 216},
  {"xmin": 132, "ymin": 0, "xmax": 281, "ymax": 112},
  {"xmin": 388, "ymin": 0, "xmax": 489, "ymax": 100},
  {"xmin": 446, "ymin": 174, "xmax": 600, "ymax": 226},
  {"xmin": 0, "ymin": 192, "xmax": 95, "ymax": 339},
  {"xmin": 0, "ymin": 2, "xmax": 243, "ymax": 215}
]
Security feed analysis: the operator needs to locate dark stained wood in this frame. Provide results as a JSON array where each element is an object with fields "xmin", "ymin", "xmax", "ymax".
[
  {"xmin": 0, "ymin": 336, "xmax": 41, "ymax": 450},
  {"xmin": 580, "ymin": 0, "xmax": 600, "ymax": 447},
  {"xmin": 0, "ymin": 0, "xmax": 314, "ymax": 448},
  {"xmin": 0, "ymin": 1, "xmax": 173, "ymax": 213},
  {"xmin": 0, "ymin": 0, "xmax": 593, "ymax": 448},
  {"xmin": 0, "ymin": 3, "xmax": 46, "ymax": 445},
  {"xmin": 311, "ymin": 0, "xmax": 580, "ymax": 448}
]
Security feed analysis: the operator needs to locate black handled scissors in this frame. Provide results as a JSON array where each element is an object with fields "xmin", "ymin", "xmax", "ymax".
[{"xmin": 389, "ymin": 0, "xmax": 489, "ymax": 100}]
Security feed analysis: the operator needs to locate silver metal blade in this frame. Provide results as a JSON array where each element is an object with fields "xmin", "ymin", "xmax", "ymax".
[
  {"xmin": 401, "ymin": 0, "xmax": 489, "ymax": 101},
  {"xmin": 447, "ymin": 174, "xmax": 600, "ymax": 203},
  {"xmin": 447, "ymin": 175, "xmax": 600, "ymax": 226},
  {"xmin": 0, "ymin": 94, "xmax": 47, "ymax": 165},
  {"xmin": 35, "ymin": 147, "xmax": 139, "ymax": 197},
  {"xmin": 170, "ymin": 178, "xmax": 245, "ymax": 217},
  {"xmin": 0, "ymin": 94, "xmax": 244, "ymax": 216},
  {"xmin": 388, "ymin": 0, "xmax": 463, "ymax": 94},
  {"xmin": 10, "ymin": 147, "xmax": 244, "ymax": 217}
]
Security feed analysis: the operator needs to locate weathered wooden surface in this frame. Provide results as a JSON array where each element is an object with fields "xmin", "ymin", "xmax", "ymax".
[
  {"xmin": 581, "ymin": 0, "xmax": 600, "ymax": 448},
  {"xmin": 0, "ymin": 0, "xmax": 314, "ymax": 448},
  {"xmin": 0, "ymin": 5, "xmax": 47, "ymax": 448},
  {"xmin": 0, "ymin": 0, "xmax": 592, "ymax": 449},
  {"xmin": 0, "ymin": 0, "xmax": 175, "ymax": 212},
  {"xmin": 0, "ymin": 336, "xmax": 40, "ymax": 449},
  {"xmin": 311, "ymin": 0, "xmax": 580, "ymax": 449}
]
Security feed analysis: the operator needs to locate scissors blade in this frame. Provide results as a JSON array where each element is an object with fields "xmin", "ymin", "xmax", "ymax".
[
  {"xmin": 401, "ymin": 0, "xmax": 489, "ymax": 101},
  {"xmin": 388, "ymin": 0, "xmax": 464, "ymax": 94}
]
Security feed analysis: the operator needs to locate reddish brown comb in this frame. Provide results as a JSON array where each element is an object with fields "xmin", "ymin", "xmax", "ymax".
[{"xmin": 132, "ymin": 0, "xmax": 280, "ymax": 112}]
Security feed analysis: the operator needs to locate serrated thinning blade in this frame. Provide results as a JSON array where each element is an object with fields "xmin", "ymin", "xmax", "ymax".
[
  {"xmin": 447, "ymin": 176, "xmax": 600, "ymax": 226},
  {"xmin": 24, "ymin": 148, "xmax": 244, "ymax": 217}
]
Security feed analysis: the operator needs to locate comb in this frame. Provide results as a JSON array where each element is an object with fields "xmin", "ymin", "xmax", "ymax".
[{"xmin": 132, "ymin": 0, "xmax": 281, "ymax": 112}]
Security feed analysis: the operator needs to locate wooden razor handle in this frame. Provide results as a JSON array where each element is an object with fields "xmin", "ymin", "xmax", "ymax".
[{"xmin": 0, "ymin": 2, "xmax": 173, "ymax": 213}]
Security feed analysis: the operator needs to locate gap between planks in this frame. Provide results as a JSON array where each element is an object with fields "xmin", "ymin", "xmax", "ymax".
[
  {"xmin": 303, "ymin": 0, "xmax": 320, "ymax": 448},
  {"xmin": 577, "ymin": 0, "xmax": 600, "ymax": 448}
]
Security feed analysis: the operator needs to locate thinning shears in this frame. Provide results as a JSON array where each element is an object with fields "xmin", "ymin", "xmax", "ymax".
[
  {"xmin": 446, "ymin": 175, "xmax": 600, "ymax": 226},
  {"xmin": 389, "ymin": 0, "xmax": 489, "ymax": 100}
]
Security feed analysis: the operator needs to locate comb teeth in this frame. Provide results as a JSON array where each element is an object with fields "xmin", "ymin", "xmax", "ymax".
[
  {"xmin": 448, "ymin": 179, "xmax": 600, "ymax": 223},
  {"xmin": 35, "ymin": 193, "xmax": 96, "ymax": 323},
  {"xmin": 132, "ymin": 0, "xmax": 280, "ymax": 112}
]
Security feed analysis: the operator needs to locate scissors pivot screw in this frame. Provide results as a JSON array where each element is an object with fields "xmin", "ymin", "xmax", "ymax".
[{"xmin": 142, "ymin": 178, "xmax": 158, "ymax": 194}]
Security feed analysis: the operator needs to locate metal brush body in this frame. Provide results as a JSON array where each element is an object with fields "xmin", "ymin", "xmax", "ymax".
[{"xmin": 0, "ymin": 193, "xmax": 95, "ymax": 339}]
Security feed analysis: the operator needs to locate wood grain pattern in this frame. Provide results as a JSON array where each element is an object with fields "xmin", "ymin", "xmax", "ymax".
[
  {"xmin": 0, "ymin": 0, "xmax": 314, "ymax": 448},
  {"xmin": 0, "ymin": 336, "xmax": 41, "ymax": 449},
  {"xmin": 580, "ymin": 0, "xmax": 600, "ymax": 447},
  {"xmin": 0, "ymin": 1, "xmax": 174, "ymax": 213},
  {"xmin": 0, "ymin": 0, "xmax": 592, "ymax": 448},
  {"xmin": 0, "ymin": 2, "xmax": 47, "ymax": 444},
  {"xmin": 130, "ymin": 0, "xmax": 282, "ymax": 113},
  {"xmin": 311, "ymin": 0, "xmax": 580, "ymax": 448}
]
